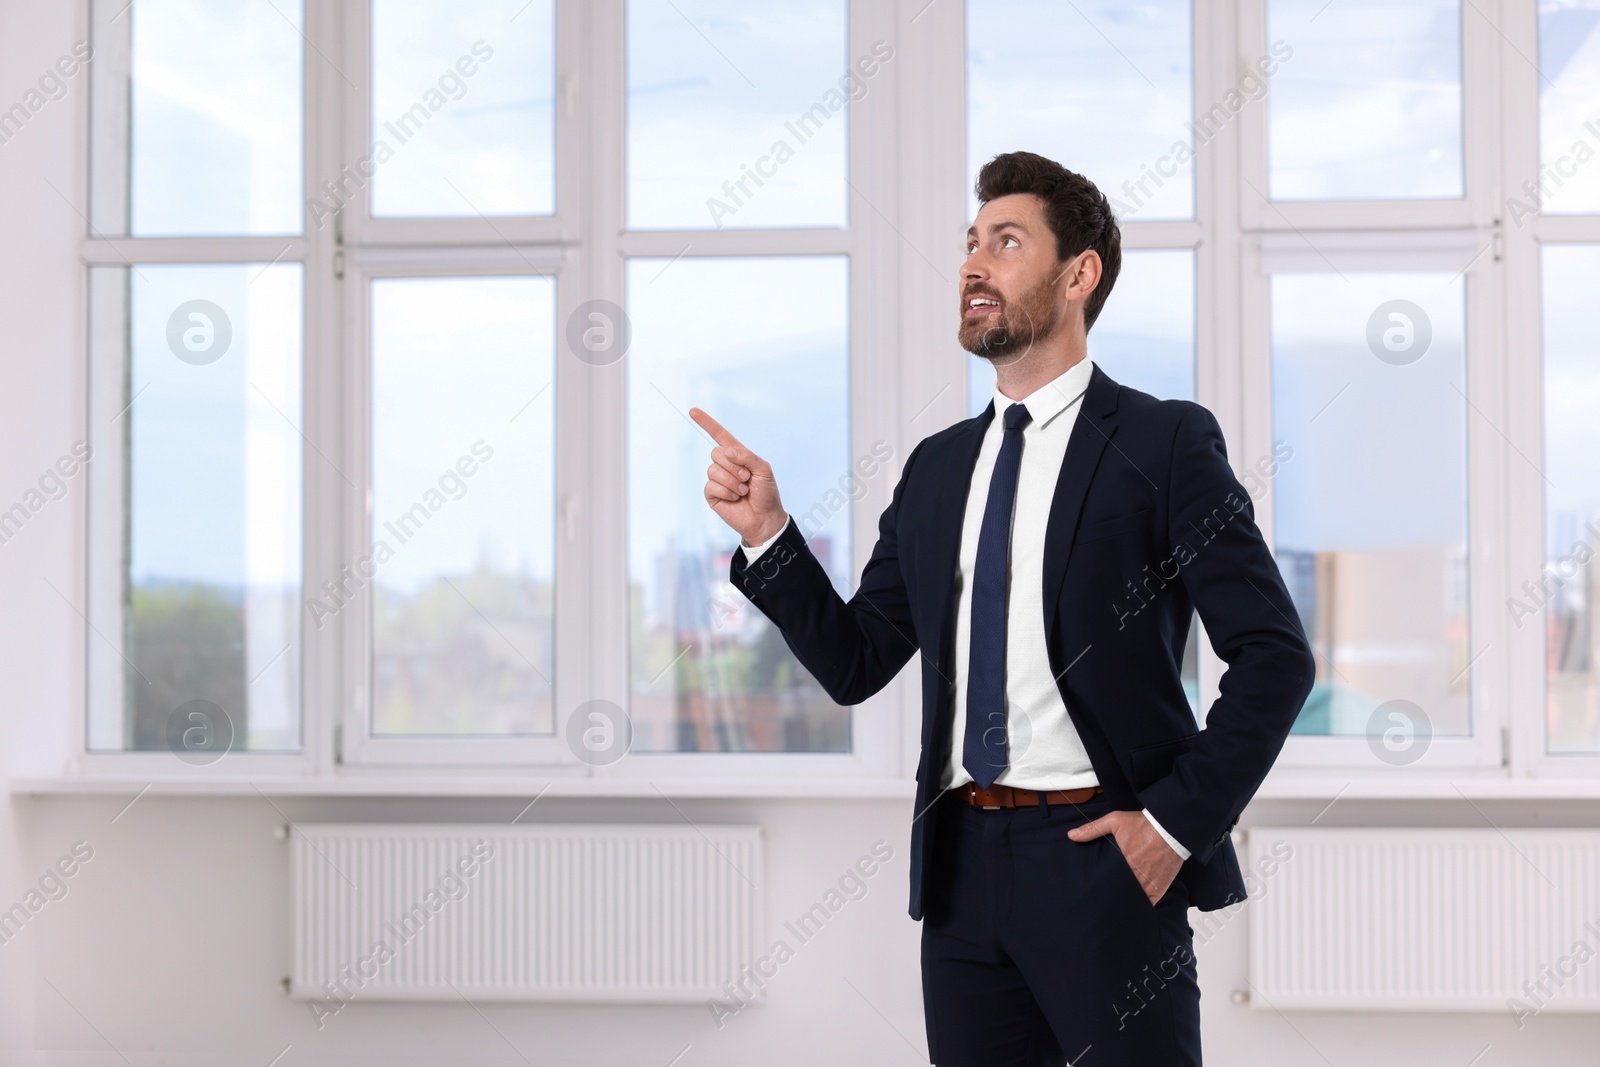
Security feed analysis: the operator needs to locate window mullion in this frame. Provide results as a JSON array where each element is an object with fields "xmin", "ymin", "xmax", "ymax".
[
  {"xmin": 307, "ymin": 0, "xmax": 353, "ymax": 773},
  {"xmin": 573, "ymin": 0, "xmax": 626, "ymax": 774}
]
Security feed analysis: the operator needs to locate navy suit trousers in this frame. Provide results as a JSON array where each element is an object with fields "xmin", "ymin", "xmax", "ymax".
[{"xmin": 920, "ymin": 788, "xmax": 1202, "ymax": 1066}]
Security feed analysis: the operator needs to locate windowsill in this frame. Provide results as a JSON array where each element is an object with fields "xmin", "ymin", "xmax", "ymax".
[
  {"xmin": 7, "ymin": 773, "xmax": 922, "ymax": 799},
  {"xmin": 1254, "ymin": 769, "xmax": 1600, "ymax": 800},
  {"xmin": 11, "ymin": 768, "xmax": 1600, "ymax": 800}
]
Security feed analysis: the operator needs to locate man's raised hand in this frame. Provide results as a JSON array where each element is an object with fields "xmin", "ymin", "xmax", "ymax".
[{"xmin": 689, "ymin": 407, "xmax": 788, "ymax": 546}]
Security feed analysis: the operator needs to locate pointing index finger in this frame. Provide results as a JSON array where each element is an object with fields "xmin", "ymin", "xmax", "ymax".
[{"xmin": 689, "ymin": 407, "xmax": 742, "ymax": 451}]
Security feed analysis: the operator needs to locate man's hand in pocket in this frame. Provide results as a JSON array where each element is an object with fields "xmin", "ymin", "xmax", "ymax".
[{"xmin": 1069, "ymin": 810, "xmax": 1183, "ymax": 905}]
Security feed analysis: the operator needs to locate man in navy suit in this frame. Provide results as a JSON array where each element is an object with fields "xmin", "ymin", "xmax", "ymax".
[{"xmin": 690, "ymin": 151, "xmax": 1314, "ymax": 1066}]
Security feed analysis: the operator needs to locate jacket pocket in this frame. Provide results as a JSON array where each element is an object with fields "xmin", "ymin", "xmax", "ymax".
[{"xmin": 1075, "ymin": 509, "xmax": 1150, "ymax": 545}]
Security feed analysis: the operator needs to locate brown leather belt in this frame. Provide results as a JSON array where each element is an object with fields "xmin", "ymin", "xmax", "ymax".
[{"xmin": 963, "ymin": 782, "xmax": 1103, "ymax": 810}]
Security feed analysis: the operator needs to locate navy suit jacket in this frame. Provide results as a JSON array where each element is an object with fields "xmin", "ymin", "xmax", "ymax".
[{"xmin": 728, "ymin": 364, "xmax": 1315, "ymax": 918}]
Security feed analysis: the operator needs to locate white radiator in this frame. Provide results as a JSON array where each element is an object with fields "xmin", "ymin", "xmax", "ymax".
[
  {"xmin": 290, "ymin": 823, "xmax": 763, "ymax": 1003},
  {"xmin": 1248, "ymin": 828, "xmax": 1600, "ymax": 1013}
]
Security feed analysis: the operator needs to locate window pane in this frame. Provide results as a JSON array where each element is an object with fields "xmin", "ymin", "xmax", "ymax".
[
  {"xmin": 91, "ymin": 0, "xmax": 303, "ymax": 236},
  {"xmin": 1542, "ymin": 245, "xmax": 1600, "ymax": 753},
  {"xmin": 369, "ymin": 0, "xmax": 554, "ymax": 218},
  {"xmin": 967, "ymin": 0, "xmax": 1194, "ymax": 221},
  {"xmin": 628, "ymin": 257, "xmax": 850, "ymax": 751},
  {"xmin": 1271, "ymin": 274, "xmax": 1468, "ymax": 738},
  {"xmin": 369, "ymin": 278, "xmax": 555, "ymax": 736},
  {"xmin": 1267, "ymin": 0, "xmax": 1463, "ymax": 200},
  {"xmin": 1538, "ymin": 1, "xmax": 1600, "ymax": 214},
  {"xmin": 967, "ymin": 249, "xmax": 1196, "ymax": 416},
  {"xmin": 87, "ymin": 264, "xmax": 303, "ymax": 754},
  {"xmin": 627, "ymin": 0, "xmax": 849, "ymax": 229}
]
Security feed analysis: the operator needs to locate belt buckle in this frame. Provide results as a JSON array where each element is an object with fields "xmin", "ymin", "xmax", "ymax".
[{"xmin": 968, "ymin": 784, "xmax": 1002, "ymax": 810}]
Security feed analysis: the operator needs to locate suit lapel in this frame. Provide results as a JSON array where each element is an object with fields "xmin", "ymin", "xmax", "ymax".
[{"xmin": 1042, "ymin": 364, "xmax": 1121, "ymax": 632}]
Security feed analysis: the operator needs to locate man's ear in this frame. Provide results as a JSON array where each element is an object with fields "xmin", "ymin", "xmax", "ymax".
[
  {"xmin": 1068, "ymin": 250, "xmax": 1102, "ymax": 299},
  {"xmin": 1052, "ymin": 251, "xmax": 1093, "ymax": 292},
  {"xmin": 1053, "ymin": 251, "xmax": 1100, "ymax": 317}
]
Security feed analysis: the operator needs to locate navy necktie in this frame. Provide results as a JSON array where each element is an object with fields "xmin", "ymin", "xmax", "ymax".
[{"xmin": 963, "ymin": 401, "xmax": 1032, "ymax": 788}]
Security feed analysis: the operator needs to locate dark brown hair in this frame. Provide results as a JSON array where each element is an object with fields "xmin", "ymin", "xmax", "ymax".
[{"xmin": 973, "ymin": 151, "xmax": 1121, "ymax": 332}]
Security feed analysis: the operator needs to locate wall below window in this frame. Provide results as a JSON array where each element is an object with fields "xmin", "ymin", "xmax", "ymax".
[{"xmin": 2, "ymin": 793, "xmax": 1597, "ymax": 1065}]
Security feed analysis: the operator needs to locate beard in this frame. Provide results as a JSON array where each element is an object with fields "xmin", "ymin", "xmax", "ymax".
[{"xmin": 958, "ymin": 270, "xmax": 1063, "ymax": 365}]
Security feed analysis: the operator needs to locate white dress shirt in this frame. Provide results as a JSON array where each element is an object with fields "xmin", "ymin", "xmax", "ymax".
[
  {"xmin": 947, "ymin": 357, "xmax": 1096, "ymax": 795},
  {"xmin": 739, "ymin": 357, "xmax": 1189, "ymax": 860}
]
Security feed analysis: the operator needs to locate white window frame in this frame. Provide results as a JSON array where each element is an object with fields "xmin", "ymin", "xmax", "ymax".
[
  {"xmin": 1231, "ymin": 0, "xmax": 1504, "ymax": 771},
  {"xmin": 42, "ymin": 0, "xmax": 1600, "ymax": 794},
  {"xmin": 592, "ymin": 0, "xmax": 907, "ymax": 783},
  {"xmin": 67, "ymin": 0, "xmax": 911, "ymax": 785},
  {"xmin": 330, "ymin": 0, "xmax": 579, "ymax": 768},
  {"xmin": 69, "ymin": 0, "xmax": 333, "ymax": 780},
  {"xmin": 1501, "ymin": 1, "xmax": 1600, "ymax": 781}
]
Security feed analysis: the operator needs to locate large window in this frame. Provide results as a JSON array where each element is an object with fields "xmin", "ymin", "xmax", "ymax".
[{"xmin": 58, "ymin": 0, "xmax": 1600, "ymax": 784}]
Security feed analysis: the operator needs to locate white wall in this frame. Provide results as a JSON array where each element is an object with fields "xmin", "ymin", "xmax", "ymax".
[
  {"xmin": 3, "ymin": 0, "xmax": 1598, "ymax": 1062},
  {"xmin": 5, "ymin": 795, "xmax": 1600, "ymax": 1065},
  {"xmin": 1, "ymin": 0, "xmax": 91, "ymax": 1055}
]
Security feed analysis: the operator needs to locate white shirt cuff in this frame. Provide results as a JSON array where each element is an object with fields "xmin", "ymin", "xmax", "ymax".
[
  {"xmin": 738, "ymin": 514, "xmax": 790, "ymax": 563},
  {"xmin": 1142, "ymin": 809, "xmax": 1192, "ymax": 861}
]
